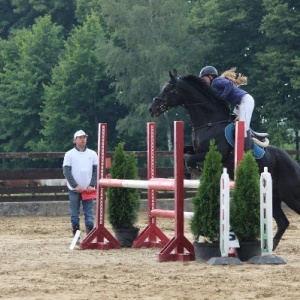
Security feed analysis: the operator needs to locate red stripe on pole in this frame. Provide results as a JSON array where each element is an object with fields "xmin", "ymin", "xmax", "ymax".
[{"xmin": 234, "ymin": 121, "xmax": 245, "ymax": 171}]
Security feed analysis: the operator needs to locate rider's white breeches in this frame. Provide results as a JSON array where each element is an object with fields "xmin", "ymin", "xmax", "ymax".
[{"xmin": 233, "ymin": 94, "xmax": 255, "ymax": 136}]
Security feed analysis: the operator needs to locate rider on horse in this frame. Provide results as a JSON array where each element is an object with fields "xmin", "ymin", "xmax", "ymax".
[{"xmin": 199, "ymin": 66, "xmax": 255, "ymax": 148}]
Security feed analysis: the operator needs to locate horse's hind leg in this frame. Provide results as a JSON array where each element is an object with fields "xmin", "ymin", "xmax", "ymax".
[{"xmin": 273, "ymin": 202, "xmax": 290, "ymax": 250}]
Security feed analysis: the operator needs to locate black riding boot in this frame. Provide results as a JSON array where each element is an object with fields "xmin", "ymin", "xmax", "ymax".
[
  {"xmin": 72, "ymin": 225, "xmax": 80, "ymax": 236},
  {"xmin": 86, "ymin": 225, "xmax": 94, "ymax": 235},
  {"xmin": 72, "ymin": 225, "xmax": 81, "ymax": 245},
  {"xmin": 244, "ymin": 132, "xmax": 252, "ymax": 151}
]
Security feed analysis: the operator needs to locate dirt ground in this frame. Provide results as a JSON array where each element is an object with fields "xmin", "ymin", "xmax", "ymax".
[{"xmin": 1, "ymin": 209, "xmax": 300, "ymax": 300}]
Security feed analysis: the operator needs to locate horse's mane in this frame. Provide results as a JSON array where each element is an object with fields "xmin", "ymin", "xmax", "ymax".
[{"xmin": 179, "ymin": 74, "xmax": 230, "ymax": 110}]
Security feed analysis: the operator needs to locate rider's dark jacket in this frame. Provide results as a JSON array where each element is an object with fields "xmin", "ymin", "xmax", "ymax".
[{"xmin": 211, "ymin": 77, "xmax": 248, "ymax": 105}]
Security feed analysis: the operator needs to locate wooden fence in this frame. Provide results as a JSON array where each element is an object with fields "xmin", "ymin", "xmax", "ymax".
[
  {"xmin": 0, "ymin": 152, "xmax": 180, "ymax": 202},
  {"xmin": 0, "ymin": 150, "xmax": 298, "ymax": 203}
]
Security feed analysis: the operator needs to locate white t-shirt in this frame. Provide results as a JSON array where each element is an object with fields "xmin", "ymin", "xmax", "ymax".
[{"xmin": 63, "ymin": 148, "xmax": 98, "ymax": 190}]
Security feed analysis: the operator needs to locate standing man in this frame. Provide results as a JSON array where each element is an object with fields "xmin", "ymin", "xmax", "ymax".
[{"xmin": 63, "ymin": 130, "xmax": 98, "ymax": 237}]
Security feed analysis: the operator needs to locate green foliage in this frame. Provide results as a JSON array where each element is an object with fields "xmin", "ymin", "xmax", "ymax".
[
  {"xmin": 0, "ymin": 15, "xmax": 64, "ymax": 152},
  {"xmin": 40, "ymin": 14, "xmax": 125, "ymax": 151},
  {"xmin": 230, "ymin": 151, "xmax": 260, "ymax": 241},
  {"xmin": 0, "ymin": 0, "xmax": 299, "ymax": 156},
  {"xmin": 190, "ymin": 0, "xmax": 264, "ymax": 75},
  {"xmin": 107, "ymin": 142, "xmax": 141, "ymax": 229},
  {"xmin": 251, "ymin": 0, "xmax": 300, "ymax": 138},
  {"xmin": 1, "ymin": 0, "xmax": 76, "ymax": 37},
  {"xmin": 96, "ymin": 0, "xmax": 199, "ymax": 144},
  {"xmin": 190, "ymin": 140, "xmax": 223, "ymax": 241}
]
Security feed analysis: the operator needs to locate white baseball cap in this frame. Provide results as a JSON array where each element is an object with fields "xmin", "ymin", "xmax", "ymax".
[{"xmin": 74, "ymin": 130, "xmax": 88, "ymax": 139}]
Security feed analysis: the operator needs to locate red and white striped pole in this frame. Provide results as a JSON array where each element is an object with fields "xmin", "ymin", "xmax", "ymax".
[
  {"xmin": 133, "ymin": 122, "xmax": 169, "ymax": 248},
  {"xmin": 80, "ymin": 123, "xmax": 120, "ymax": 250},
  {"xmin": 234, "ymin": 121, "xmax": 245, "ymax": 171},
  {"xmin": 157, "ymin": 121, "xmax": 195, "ymax": 262}
]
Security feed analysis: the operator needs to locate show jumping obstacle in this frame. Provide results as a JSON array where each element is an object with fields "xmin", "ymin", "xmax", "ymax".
[
  {"xmin": 260, "ymin": 167, "xmax": 273, "ymax": 255},
  {"xmin": 80, "ymin": 121, "xmax": 196, "ymax": 261},
  {"xmin": 80, "ymin": 121, "xmax": 245, "ymax": 262},
  {"xmin": 80, "ymin": 123, "xmax": 121, "ymax": 250},
  {"xmin": 220, "ymin": 168, "xmax": 231, "ymax": 258}
]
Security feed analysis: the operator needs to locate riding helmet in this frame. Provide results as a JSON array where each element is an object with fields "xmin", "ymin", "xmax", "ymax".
[{"xmin": 199, "ymin": 66, "xmax": 218, "ymax": 77}]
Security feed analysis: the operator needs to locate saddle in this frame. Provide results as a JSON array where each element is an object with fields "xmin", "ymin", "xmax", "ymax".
[
  {"xmin": 249, "ymin": 128, "xmax": 269, "ymax": 148},
  {"xmin": 232, "ymin": 113, "xmax": 269, "ymax": 147}
]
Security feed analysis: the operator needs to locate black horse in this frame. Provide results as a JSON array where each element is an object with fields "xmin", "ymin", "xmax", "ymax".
[{"xmin": 149, "ymin": 69, "xmax": 300, "ymax": 250}]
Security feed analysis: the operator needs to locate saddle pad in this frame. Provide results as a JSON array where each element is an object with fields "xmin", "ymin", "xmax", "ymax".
[{"xmin": 225, "ymin": 123, "xmax": 265, "ymax": 159}]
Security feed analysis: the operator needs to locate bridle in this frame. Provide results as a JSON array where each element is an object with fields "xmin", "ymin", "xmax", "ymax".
[{"xmin": 152, "ymin": 80, "xmax": 181, "ymax": 113}]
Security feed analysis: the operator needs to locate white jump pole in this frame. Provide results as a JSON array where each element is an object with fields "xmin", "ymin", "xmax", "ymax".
[
  {"xmin": 150, "ymin": 209, "xmax": 194, "ymax": 220},
  {"xmin": 260, "ymin": 167, "xmax": 273, "ymax": 255},
  {"xmin": 220, "ymin": 168, "xmax": 230, "ymax": 257},
  {"xmin": 217, "ymin": 121, "xmax": 244, "ymax": 258},
  {"xmin": 99, "ymin": 178, "xmax": 235, "ymax": 190},
  {"xmin": 98, "ymin": 178, "xmax": 175, "ymax": 190}
]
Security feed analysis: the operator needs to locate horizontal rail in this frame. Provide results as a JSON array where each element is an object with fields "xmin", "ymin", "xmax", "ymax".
[
  {"xmin": 151, "ymin": 209, "xmax": 194, "ymax": 219},
  {"xmin": 99, "ymin": 178, "xmax": 235, "ymax": 190},
  {"xmin": 0, "ymin": 186, "xmax": 68, "ymax": 194},
  {"xmin": 0, "ymin": 194, "xmax": 69, "ymax": 202},
  {"xmin": 99, "ymin": 178, "xmax": 176, "ymax": 190}
]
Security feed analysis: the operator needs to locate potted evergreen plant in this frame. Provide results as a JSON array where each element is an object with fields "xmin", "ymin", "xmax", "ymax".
[
  {"xmin": 107, "ymin": 142, "xmax": 141, "ymax": 247},
  {"xmin": 191, "ymin": 140, "xmax": 223, "ymax": 262},
  {"xmin": 230, "ymin": 151, "xmax": 261, "ymax": 261}
]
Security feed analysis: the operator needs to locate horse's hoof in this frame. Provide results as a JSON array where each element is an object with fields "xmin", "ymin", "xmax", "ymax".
[
  {"xmin": 188, "ymin": 167, "xmax": 202, "ymax": 176},
  {"xmin": 273, "ymin": 239, "xmax": 280, "ymax": 251}
]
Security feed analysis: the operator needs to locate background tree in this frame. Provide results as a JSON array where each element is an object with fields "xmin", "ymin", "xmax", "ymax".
[
  {"xmin": 0, "ymin": 0, "xmax": 19, "ymax": 39},
  {"xmin": 40, "ymin": 14, "xmax": 124, "ymax": 151},
  {"xmin": 107, "ymin": 142, "xmax": 140, "ymax": 230},
  {"xmin": 2, "ymin": 0, "xmax": 76, "ymax": 37},
  {"xmin": 0, "ymin": 15, "xmax": 64, "ymax": 152},
  {"xmin": 189, "ymin": 0, "xmax": 265, "ymax": 131},
  {"xmin": 95, "ymin": 0, "xmax": 200, "ymax": 150},
  {"xmin": 252, "ymin": 0, "xmax": 300, "ymax": 148},
  {"xmin": 0, "ymin": 0, "xmax": 299, "ymax": 159}
]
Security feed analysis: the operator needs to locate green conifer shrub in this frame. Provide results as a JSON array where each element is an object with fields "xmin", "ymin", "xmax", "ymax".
[
  {"xmin": 190, "ymin": 140, "xmax": 223, "ymax": 242},
  {"xmin": 107, "ymin": 142, "xmax": 141, "ymax": 229},
  {"xmin": 230, "ymin": 151, "xmax": 260, "ymax": 241}
]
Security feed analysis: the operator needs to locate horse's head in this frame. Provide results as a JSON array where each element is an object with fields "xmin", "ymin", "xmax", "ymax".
[{"xmin": 149, "ymin": 69, "xmax": 183, "ymax": 117}]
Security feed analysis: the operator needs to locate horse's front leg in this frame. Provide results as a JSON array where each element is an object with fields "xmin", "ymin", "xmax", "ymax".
[
  {"xmin": 184, "ymin": 152, "xmax": 207, "ymax": 179},
  {"xmin": 273, "ymin": 202, "xmax": 290, "ymax": 250}
]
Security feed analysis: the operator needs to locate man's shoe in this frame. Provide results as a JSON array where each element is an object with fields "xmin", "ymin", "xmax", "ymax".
[
  {"xmin": 72, "ymin": 225, "xmax": 80, "ymax": 236},
  {"xmin": 86, "ymin": 225, "xmax": 93, "ymax": 235}
]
